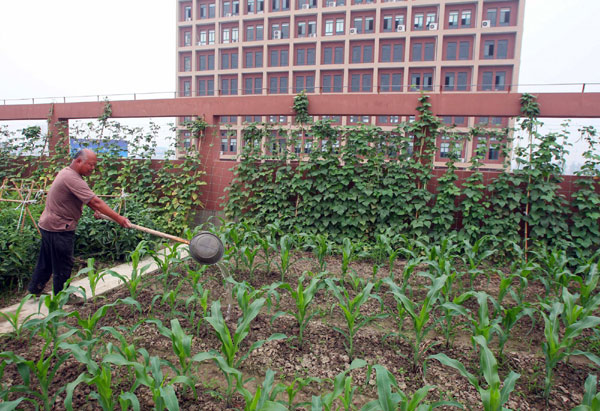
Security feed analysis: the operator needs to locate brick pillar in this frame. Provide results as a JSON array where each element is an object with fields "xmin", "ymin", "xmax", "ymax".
[{"xmin": 47, "ymin": 106, "xmax": 69, "ymax": 155}]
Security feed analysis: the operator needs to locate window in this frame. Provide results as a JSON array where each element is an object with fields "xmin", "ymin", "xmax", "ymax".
[
  {"xmin": 184, "ymin": 31, "xmax": 191, "ymax": 46},
  {"xmin": 484, "ymin": 41, "xmax": 494, "ymax": 59},
  {"xmin": 296, "ymin": 46, "xmax": 316, "ymax": 65},
  {"xmin": 220, "ymin": 130, "xmax": 238, "ymax": 154},
  {"xmin": 271, "ymin": 0, "xmax": 290, "ymax": 11},
  {"xmin": 197, "ymin": 77, "xmax": 215, "ymax": 96},
  {"xmin": 336, "ymin": 19, "xmax": 344, "ymax": 34},
  {"xmin": 481, "ymin": 70, "xmax": 506, "ymax": 91},
  {"xmin": 247, "ymin": 0, "xmax": 255, "ymax": 13},
  {"xmin": 321, "ymin": 72, "xmax": 343, "ymax": 93},
  {"xmin": 448, "ymin": 11, "xmax": 458, "ymax": 28},
  {"xmin": 500, "ymin": 8, "xmax": 511, "ymax": 25},
  {"xmin": 232, "ymin": 28, "xmax": 239, "ymax": 42},
  {"xmin": 243, "ymin": 75, "xmax": 263, "ymax": 94},
  {"xmin": 380, "ymin": 43, "xmax": 403, "ymax": 62},
  {"xmin": 412, "ymin": 41, "xmax": 434, "ymax": 62},
  {"xmin": 410, "ymin": 71, "xmax": 433, "ymax": 91},
  {"xmin": 349, "ymin": 116, "xmax": 370, "ymax": 124},
  {"xmin": 497, "ymin": 40, "xmax": 508, "ymax": 59},
  {"xmin": 444, "ymin": 71, "xmax": 468, "ymax": 91},
  {"xmin": 484, "ymin": 39, "xmax": 509, "ymax": 59},
  {"xmin": 350, "ymin": 44, "xmax": 373, "ymax": 63},
  {"xmin": 209, "ymin": 4, "xmax": 216, "ymax": 17},
  {"xmin": 350, "ymin": 72, "xmax": 372, "ymax": 92},
  {"xmin": 294, "ymin": 73, "xmax": 315, "ymax": 93},
  {"xmin": 444, "ymin": 73, "xmax": 455, "ymax": 91},
  {"xmin": 413, "ymin": 13, "xmax": 423, "ymax": 30},
  {"xmin": 461, "ymin": 10, "xmax": 471, "ymax": 27},
  {"xmin": 200, "ymin": 4, "xmax": 207, "ymax": 19},
  {"xmin": 244, "ymin": 49, "xmax": 263, "ymax": 68},
  {"xmin": 446, "ymin": 42, "xmax": 457, "ymax": 60},
  {"xmin": 184, "ymin": 6, "xmax": 192, "ymax": 20},
  {"xmin": 426, "ymin": 13, "xmax": 436, "ymax": 26},
  {"xmin": 221, "ymin": 50, "xmax": 239, "ymax": 69},
  {"xmin": 183, "ymin": 56, "xmax": 191, "ymax": 71},
  {"xmin": 457, "ymin": 72, "xmax": 468, "ymax": 91},
  {"xmin": 269, "ymin": 48, "xmax": 288, "ymax": 66},
  {"xmin": 268, "ymin": 73, "xmax": 288, "ymax": 93},
  {"xmin": 323, "ymin": 45, "xmax": 344, "ymax": 64},
  {"xmin": 459, "ymin": 41, "xmax": 470, "ymax": 60},
  {"xmin": 383, "ymin": 16, "xmax": 393, "ymax": 32},
  {"xmin": 182, "ymin": 80, "xmax": 191, "ymax": 96},
  {"xmin": 325, "ymin": 19, "xmax": 333, "ymax": 35},
  {"xmin": 379, "ymin": 71, "xmax": 402, "ymax": 92},
  {"xmin": 244, "ymin": 115, "xmax": 262, "ymax": 123},
  {"xmin": 486, "ymin": 8, "xmax": 497, "ymax": 26},
  {"xmin": 198, "ymin": 53, "xmax": 215, "ymax": 70}
]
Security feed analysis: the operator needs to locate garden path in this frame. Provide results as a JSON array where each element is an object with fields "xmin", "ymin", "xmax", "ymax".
[{"xmin": 0, "ymin": 248, "xmax": 181, "ymax": 334}]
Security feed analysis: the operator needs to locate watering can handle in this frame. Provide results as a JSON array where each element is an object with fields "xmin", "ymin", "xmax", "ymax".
[{"xmin": 96, "ymin": 213, "xmax": 190, "ymax": 245}]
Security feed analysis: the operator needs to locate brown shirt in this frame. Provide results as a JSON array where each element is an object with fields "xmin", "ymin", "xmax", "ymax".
[{"xmin": 38, "ymin": 167, "xmax": 96, "ymax": 232}]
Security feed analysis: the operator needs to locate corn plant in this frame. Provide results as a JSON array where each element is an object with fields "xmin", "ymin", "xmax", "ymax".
[
  {"xmin": 574, "ymin": 257, "xmax": 600, "ymax": 306},
  {"xmin": 0, "ymin": 293, "xmax": 35, "ymax": 338},
  {"xmin": 74, "ymin": 257, "xmax": 111, "ymax": 300},
  {"xmin": 0, "ymin": 339, "xmax": 71, "ymax": 411},
  {"xmin": 105, "ymin": 348, "xmax": 194, "ymax": 411},
  {"xmin": 429, "ymin": 335, "xmax": 520, "ymax": 411},
  {"xmin": 461, "ymin": 236, "xmax": 495, "ymax": 289},
  {"xmin": 540, "ymin": 296, "xmax": 600, "ymax": 400},
  {"xmin": 340, "ymin": 237, "xmax": 357, "ymax": 278},
  {"xmin": 531, "ymin": 246, "xmax": 577, "ymax": 297},
  {"xmin": 310, "ymin": 359, "xmax": 367, "ymax": 411},
  {"xmin": 361, "ymin": 364, "xmax": 459, "ymax": 411},
  {"xmin": 62, "ymin": 340, "xmax": 133, "ymax": 411},
  {"xmin": 274, "ymin": 273, "xmax": 324, "ymax": 347},
  {"xmin": 275, "ymin": 234, "xmax": 296, "ymax": 281},
  {"xmin": 302, "ymin": 232, "xmax": 333, "ymax": 272},
  {"xmin": 237, "ymin": 369, "xmax": 288, "ymax": 411},
  {"xmin": 572, "ymin": 374, "xmax": 600, "ymax": 411},
  {"xmin": 107, "ymin": 240, "xmax": 151, "ymax": 299},
  {"xmin": 326, "ymin": 279, "xmax": 387, "ymax": 360},
  {"xmin": 496, "ymin": 304, "xmax": 535, "ymax": 361},
  {"xmin": 384, "ymin": 275, "xmax": 447, "ymax": 370},
  {"xmin": 240, "ymin": 243, "xmax": 262, "ymax": 280},
  {"xmin": 149, "ymin": 242, "xmax": 184, "ymax": 292},
  {"xmin": 147, "ymin": 318, "xmax": 196, "ymax": 377},
  {"xmin": 277, "ymin": 376, "xmax": 322, "ymax": 410},
  {"xmin": 463, "ymin": 291, "xmax": 502, "ymax": 346},
  {"xmin": 185, "ymin": 282, "xmax": 210, "ymax": 336},
  {"xmin": 195, "ymin": 299, "xmax": 286, "ymax": 406}
]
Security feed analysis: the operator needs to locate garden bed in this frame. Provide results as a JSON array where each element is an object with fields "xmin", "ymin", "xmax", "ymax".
[{"xmin": 1, "ymin": 242, "xmax": 598, "ymax": 410}]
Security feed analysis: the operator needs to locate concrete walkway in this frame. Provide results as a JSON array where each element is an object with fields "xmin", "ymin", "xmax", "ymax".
[{"xmin": 0, "ymin": 250, "xmax": 182, "ymax": 335}]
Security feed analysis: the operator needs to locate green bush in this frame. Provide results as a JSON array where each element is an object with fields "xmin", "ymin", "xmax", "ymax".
[{"xmin": 0, "ymin": 205, "xmax": 41, "ymax": 291}]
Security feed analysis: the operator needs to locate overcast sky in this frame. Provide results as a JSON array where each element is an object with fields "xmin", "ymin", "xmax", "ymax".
[{"xmin": 1, "ymin": 0, "xmax": 599, "ymax": 170}]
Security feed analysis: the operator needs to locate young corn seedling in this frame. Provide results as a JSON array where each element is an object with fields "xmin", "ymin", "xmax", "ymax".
[
  {"xmin": 278, "ymin": 376, "xmax": 322, "ymax": 410},
  {"xmin": 303, "ymin": 232, "xmax": 333, "ymax": 272},
  {"xmin": 107, "ymin": 241, "xmax": 151, "ymax": 299},
  {"xmin": 0, "ymin": 293, "xmax": 36, "ymax": 339},
  {"xmin": 105, "ymin": 348, "xmax": 194, "ymax": 411},
  {"xmin": 496, "ymin": 304, "xmax": 535, "ymax": 361},
  {"xmin": 62, "ymin": 340, "xmax": 133, "ymax": 411},
  {"xmin": 185, "ymin": 282, "xmax": 210, "ymax": 336},
  {"xmin": 239, "ymin": 243, "xmax": 262, "ymax": 280},
  {"xmin": 75, "ymin": 257, "xmax": 110, "ymax": 300},
  {"xmin": 274, "ymin": 273, "xmax": 324, "ymax": 347},
  {"xmin": 326, "ymin": 279, "xmax": 387, "ymax": 360},
  {"xmin": 361, "ymin": 364, "xmax": 460, "ymax": 411},
  {"xmin": 574, "ymin": 258, "xmax": 600, "ymax": 306},
  {"xmin": 429, "ymin": 335, "xmax": 520, "ymax": 411},
  {"xmin": 383, "ymin": 275, "xmax": 447, "ymax": 370},
  {"xmin": 149, "ymin": 242, "xmax": 184, "ymax": 292},
  {"xmin": 540, "ymin": 296, "xmax": 600, "ymax": 400},
  {"xmin": 572, "ymin": 374, "xmax": 600, "ymax": 411},
  {"xmin": 147, "ymin": 318, "xmax": 196, "ymax": 377},
  {"xmin": 310, "ymin": 359, "xmax": 367, "ymax": 411},
  {"xmin": 1, "ymin": 338, "xmax": 71, "ymax": 411},
  {"xmin": 463, "ymin": 291, "xmax": 502, "ymax": 347},
  {"xmin": 237, "ymin": 369, "xmax": 288, "ymax": 411},
  {"xmin": 275, "ymin": 234, "xmax": 296, "ymax": 282},
  {"xmin": 195, "ymin": 299, "xmax": 286, "ymax": 406},
  {"xmin": 340, "ymin": 237, "xmax": 357, "ymax": 278},
  {"xmin": 531, "ymin": 246, "xmax": 577, "ymax": 297},
  {"xmin": 461, "ymin": 236, "xmax": 495, "ymax": 289}
]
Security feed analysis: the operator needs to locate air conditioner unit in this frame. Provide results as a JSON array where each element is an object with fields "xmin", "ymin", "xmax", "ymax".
[
  {"xmin": 273, "ymin": 30, "xmax": 282, "ymax": 39},
  {"xmin": 327, "ymin": 1, "xmax": 335, "ymax": 6},
  {"xmin": 349, "ymin": 27, "xmax": 358, "ymax": 34},
  {"xmin": 482, "ymin": 20, "xmax": 491, "ymax": 28},
  {"xmin": 428, "ymin": 22, "xmax": 438, "ymax": 30},
  {"xmin": 396, "ymin": 24, "xmax": 405, "ymax": 32},
  {"xmin": 302, "ymin": 4, "xmax": 310, "ymax": 9}
]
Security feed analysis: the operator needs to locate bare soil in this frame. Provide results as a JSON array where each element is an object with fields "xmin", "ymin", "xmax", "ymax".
[{"xmin": 1, "ymin": 252, "xmax": 598, "ymax": 410}]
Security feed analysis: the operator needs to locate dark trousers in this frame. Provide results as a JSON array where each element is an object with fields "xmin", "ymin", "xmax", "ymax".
[{"xmin": 28, "ymin": 228, "xmax": 75, "ymax": 295}]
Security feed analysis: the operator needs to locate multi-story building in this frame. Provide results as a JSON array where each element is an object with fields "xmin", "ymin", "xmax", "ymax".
[{"xmin": 176, "ymin": 0, "xmax": 525, "ymax": 168}]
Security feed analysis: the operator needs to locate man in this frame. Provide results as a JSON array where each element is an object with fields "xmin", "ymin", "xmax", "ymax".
[{"xmin": 27, "ymin": 149, "xmax": 132, "ymax": 300}]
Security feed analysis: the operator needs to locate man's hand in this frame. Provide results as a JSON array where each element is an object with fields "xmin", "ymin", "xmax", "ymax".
[
  {"xmin": 118, "ymin": 216, "xmax": 133, "ymax": 229},
  {"xmin": 93, "ymin": 211, "xmax": 103, "ymax": 219}
]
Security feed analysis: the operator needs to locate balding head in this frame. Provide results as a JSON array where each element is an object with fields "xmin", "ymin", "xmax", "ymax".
[{"xmin": 71, "ymin": 148, "xmax": 98, "ymax": 176}]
